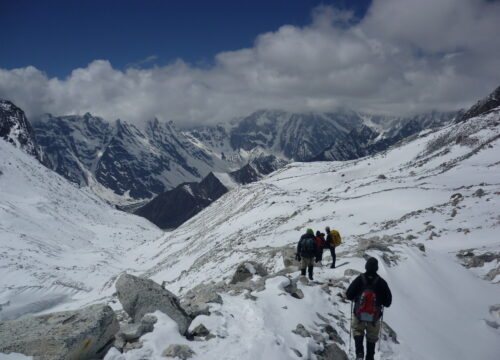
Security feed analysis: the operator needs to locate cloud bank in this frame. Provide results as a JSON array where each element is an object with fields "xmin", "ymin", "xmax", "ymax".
[{"xmin": 1, "ymin": 0, "xmax": 499, "ymax": 127}]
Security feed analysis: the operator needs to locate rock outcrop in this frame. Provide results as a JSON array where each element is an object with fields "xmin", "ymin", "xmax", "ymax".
[
  {"xmin": 230, "ymin": 261, "xmax": 268, "ymax": 284},
  {"xmin": 115, "ymin": 273, "xmax": 191, "ymax": 335},
  {"xmin": 0, "ymin": 304, "xmax": 118, "ymax": 360}
]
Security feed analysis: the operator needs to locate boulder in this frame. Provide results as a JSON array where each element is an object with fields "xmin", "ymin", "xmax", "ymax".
[
  {"xmin": 283, "ymin": 278, "xmax": 304, "ymax": 299},
  {"xmin": 181, "ymin": 283, "xmax": 223, "ymax": 318},
  {"xmin": 191, "ymin": 324, "xmax": 210, "ymax": 337},
  {"xmin": 230, "ymin": 261, "xmax": 268, "ymax": 284},
  {"xmin": 381, "ymin": 321, "xmax": 399, "ymax": 344},
  {"xmin": 115, "ymin": 273, "xmax": 191, "ymax": 335},
  {"xmin": 0, "ymin": 304, "xmax": 118, "ymax": 360},
  {"xmin": 162, "ymin": 344, "xmax": 195, "ymax": 359},
  {"xmin": 316, "ymin": 343, "xmax": 349, "ymax": 360},
  {"xmin": 292, "ymin": 324, "xmax": 311, "ymax": 338}
]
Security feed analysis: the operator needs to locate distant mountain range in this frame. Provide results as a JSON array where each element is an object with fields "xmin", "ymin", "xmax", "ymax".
[{"xmin": 0, "ymin": 99, "xmax": 460, "ymax": 228}]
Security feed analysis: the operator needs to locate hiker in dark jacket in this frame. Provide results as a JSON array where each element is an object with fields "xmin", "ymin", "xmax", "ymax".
[
  {"xmin": 325, "ymin": 226, "xmax": 341, "ymax": 268},
  {"xmin": 346, "ymin": 257, "xmax": 392, "ymax": 360},
  {"xmin": 315, "ymin": 231, "xmax": 326, "ymax": 263},
  {"xmin": 296, "ymin": 228, "xmax": 319, "ymax": 280}
]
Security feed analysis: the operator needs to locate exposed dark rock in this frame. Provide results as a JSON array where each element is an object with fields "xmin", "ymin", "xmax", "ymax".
[
  {"xmin": 191, "ymin": 324, "xmax": 210, "ymax": 337},
  {"xmin": 230, "ymin": 261, "xmax": 268, "ymax": 284},
  {"xmin": 381, "ymin": 321, "xmax": 399, "ymax": 344},
  {"xmin": 473, "ymin": 188, "xmax": 485, "ymax": 198},
  {"xmin": 135, "ymin": 172, "xmax": 228, "ymax": 229},
  {"xmin": 283, "ymin": 278, "xmax": 304, "ymax": 299},
  {"xmin": 0, "ymin": 304, "xmax": 118, "ymax": 360},
  {"xmin": 181, "ymin": 282, "xmax": 224, "ymax": 318},
  {"xmin": 292, "ymin": 324, "xmax": 311, "ymax": 338},
  {"xmin": 316, "ymin": 343, "xmax": 349, "ymax": 360},
  {"xmin": 0, "ymin": 99, "xmax": 50, "ymax": 166},
  {"xmin": 115, "ymin": 273, "xmax": 191, "ymax": 335},
  {"xmin": 456, "ymin": 85, "xmax": 500, "ymax": 123}
]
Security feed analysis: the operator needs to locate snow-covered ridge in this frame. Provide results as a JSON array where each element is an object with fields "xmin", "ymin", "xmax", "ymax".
[
  {"xmin": 1, "ymin": 101, "xmax": 498, "ymax": 359},
  {"xmin": 126, "ymin": 107, "xmax": 499, "ymax": 359}
]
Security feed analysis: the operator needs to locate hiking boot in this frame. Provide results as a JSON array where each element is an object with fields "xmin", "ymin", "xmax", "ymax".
[
  {"xmin": 330, "ymin": 264, "xmax": 335, "ymax": 268},
  {"xmin": 366, "ymin": 341, "xmax": 376, "ymax": 360},
  {"xmin": 301, "ymin": 268, "xmax": 306, "ymax": 276}
]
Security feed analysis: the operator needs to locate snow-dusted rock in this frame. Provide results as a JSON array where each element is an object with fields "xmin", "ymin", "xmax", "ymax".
[
  {"xmin": 317, "ymin": 343, "xmax": 349, "ymax": 360},
  {"xmin": 283, "ymin": 278, "xmax": 304, "ymax": 299},
  {"xmin": 191, "ymin": 323, "xmax": 210, "ymax": 337},
  {"xmin": 115, "ymin": 273, "xmax": 191, "ymax": 335},
  {"xmin": 181, "ymin": 282, "xmax": 223, "ymax": 318},
  {"xmin": 0, "ymin": 304, "xmax": 118, "ymax": 360},
  {"xmin": 162, "ymin": 344, "xmax": 195, "ymax": 359},
  {"xmin": 230, "ymin": 261, "xmax": 268, "ymax": 284},
  {"xmin": 292, "ymin": 324, "xmax": 311, "ymax": 338},
  {"xmin": 118, "ymin": 313, "xmax": 157, "ymax": 343}
]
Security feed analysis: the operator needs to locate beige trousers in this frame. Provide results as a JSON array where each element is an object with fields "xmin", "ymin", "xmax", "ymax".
[{"xmin": 352, "ymin": 316, "xmax": 381, "ymax": 343}]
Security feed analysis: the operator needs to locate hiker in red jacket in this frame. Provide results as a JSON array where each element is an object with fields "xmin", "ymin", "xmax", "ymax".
[{"xmin": 315, "ymin": 231, "xmax": 326, "ymax": 264}]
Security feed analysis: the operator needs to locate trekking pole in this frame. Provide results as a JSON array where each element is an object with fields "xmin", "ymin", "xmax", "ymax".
[
  {"xmin": 378, "ymin": 307, "xmax": 384, "ymax": 352},
  {"xmin": 348, "ymin": 301, "xmax": 353, "ymax": 353}
]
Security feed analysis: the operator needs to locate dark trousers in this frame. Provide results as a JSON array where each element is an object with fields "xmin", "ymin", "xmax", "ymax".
[{"xmin": 329, "ymin": 246, "xmax": 336, "ymax": 267}]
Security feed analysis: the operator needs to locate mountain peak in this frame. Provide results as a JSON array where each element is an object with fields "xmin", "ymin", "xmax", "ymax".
[{"xmin": 456, "ymin": 85, "xmax": 500, "ymax": 123}]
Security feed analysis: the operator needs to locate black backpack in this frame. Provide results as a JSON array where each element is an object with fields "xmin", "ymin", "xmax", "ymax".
[
  {"xmin": 353, "ymin": 275, "xmax": 382, "ymax": 322},
  {"xmin": 301, "ymin": 236, "xmax": 316, "ymax": 257}
]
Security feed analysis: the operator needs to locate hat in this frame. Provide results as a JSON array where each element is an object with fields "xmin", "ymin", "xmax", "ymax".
[
  {"xmin": 306, "ymin": 228, "xmax": 314, "ymax": 235},
  {"xmin": 325, "ymin": 226, "xmax": 330, "ymax": 232},
  {"xmin": 365, "ymin": 257, "xmax": 379, "ymax": 273}
]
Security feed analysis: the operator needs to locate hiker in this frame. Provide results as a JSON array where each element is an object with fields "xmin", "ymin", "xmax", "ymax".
[
  {"xmin": 296, "ymin": 228, "xmax": 319, "ymax": 280},
  {"xmin": 325, "ymin": 226, "xmax": 342, "ymax": 268},
  {"xmin": 346, "ymin": 257, "xmax": 392, "ymax": 360},
  {"xmin": 315, "ymin": 231, "xmax": 326, "ymax": 263}
]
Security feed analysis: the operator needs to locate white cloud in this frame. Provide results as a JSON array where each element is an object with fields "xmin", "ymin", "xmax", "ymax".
[{"xmin": 0, "ymin": 0, "xmax": 499, "ymax": 127}]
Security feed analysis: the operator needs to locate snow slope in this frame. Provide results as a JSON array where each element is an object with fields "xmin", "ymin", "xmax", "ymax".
[
  {"xmin": 0, "ymin": 139, "xmax": 163, "ymax": 321},
  {"xmin": 114, "ymin": 108, "xmax": 499, "ymax": 359},
  {"xmin": 1, "ymin": 106, "xmax": 499, "ymax": 359}
]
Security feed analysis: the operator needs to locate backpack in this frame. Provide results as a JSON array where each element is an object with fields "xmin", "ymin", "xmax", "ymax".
[
  {"xmin": 354, "ymin": 275, "xmax": 382, "ymax": 322},
  {"xmin": 330, "ymin": 230, "xmax": 342, "ymax": 247},
  {"xmin": 315, "ymin": 236, "xmax": 325, "ymax": 249},
  {"xmin": 301, "ymin": 236, "xmax": 316, "ymax": 257}
]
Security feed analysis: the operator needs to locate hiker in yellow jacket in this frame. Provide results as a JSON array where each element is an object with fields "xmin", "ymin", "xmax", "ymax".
[{"xmin": 325, "ymin": 226, "xmax": 342, "ymax": 268}]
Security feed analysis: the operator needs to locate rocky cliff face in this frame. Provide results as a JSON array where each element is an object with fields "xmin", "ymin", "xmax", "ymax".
[
  {"xmin": 135, "ymin": 154, "xmax": 287, "ymax": 228},
  {"xmin": 456, "ymin": 85, "xmax": 500, "ymax": 123},
  {"xmin": 0, "ymin": 100, "xmax": 49, "ymax": 166},
  {"xmin": 33, "ymin": 116, "xmax": 227, "ymax": 200},
  {"xmin": 30, "ymin": 107, "xmax": 459, "ymax": 203},
  {"xmin": 135, "ymin": 172, "xmax": 229, "ymax": 229},
  {"xmin": 313, "ymin": 111, "xmax": 458, "ymax": 161}
]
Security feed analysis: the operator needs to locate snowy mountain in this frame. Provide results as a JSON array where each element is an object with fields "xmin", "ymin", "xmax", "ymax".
[
  {"xmin": 456, "ymin": 85, "xmax": 500, "ymax": 123},
  {"xmin": 31, "ymin": 108, "xmax": 457, "ymax": 206},
  {"xmin": 33, "ymin": 115, "xmax": 231, "ymax": 202},
  {"xmin": 313, "ymin": 110, "xmax": 458, "ymax": 161},
  {"xmin": 135, "ymin": 155, "xmax": 288, "ymax": 229},
  {"xmin": 0, "ymin": 99, "xmax": 50, "ymax": 166},
  {"xmin": 1, "ymin": 88, "xmax": 499, "ymax": 359}
]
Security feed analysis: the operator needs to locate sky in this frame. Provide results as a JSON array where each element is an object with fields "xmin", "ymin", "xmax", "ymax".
[{"xmin": 1, "ymin": 0, "xmax": 499, "ymax": 127}]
